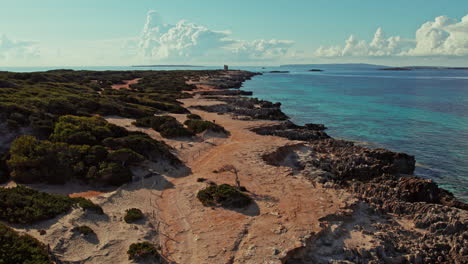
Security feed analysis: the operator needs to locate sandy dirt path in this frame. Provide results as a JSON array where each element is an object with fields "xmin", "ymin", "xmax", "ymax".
[
  {"xmin": 111, "ymin": 78, "xmax": 141, "ymax": 90},
  {"xmin": 153, "ymin": 97, "xmax": 352, "ymax": 264}
]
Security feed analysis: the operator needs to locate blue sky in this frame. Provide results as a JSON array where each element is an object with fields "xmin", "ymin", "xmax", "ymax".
[{"xmin": 1, "ymin": 0, "xmax": 468, "ymax": 66}]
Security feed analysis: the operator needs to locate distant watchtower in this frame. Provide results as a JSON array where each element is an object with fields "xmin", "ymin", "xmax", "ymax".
[{"xmin": 224, "ymin": 65, "xmax": 228, "ymax": 71}]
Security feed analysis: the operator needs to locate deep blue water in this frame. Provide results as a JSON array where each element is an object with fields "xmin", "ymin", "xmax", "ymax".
[{"xmin": 2, "ymin": 65, "xmax": 467, "ymax": 201}]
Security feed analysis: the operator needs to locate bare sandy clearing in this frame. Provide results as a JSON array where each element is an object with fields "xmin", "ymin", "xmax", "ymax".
[{"xmin": 111, "ymin": 78, "xmax": 141, "ymax": 90}]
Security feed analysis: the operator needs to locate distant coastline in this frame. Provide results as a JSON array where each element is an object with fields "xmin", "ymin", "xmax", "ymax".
[
  {"xmin": 131, "ymin": 65, "xmax": 203, "ymax": 67},
  {"xmin": 379, "ymin": 66, "xmax": 468, "ymax": 71}
]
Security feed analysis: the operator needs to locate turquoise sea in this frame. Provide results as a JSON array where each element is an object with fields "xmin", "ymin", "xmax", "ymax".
[
  {"xmin": 242, "ymin": 65, "xmax": 468, "ymax": 202},
  {"xmin": 2, "ymin": 65, "xmax": 467, "ymax": 201}
]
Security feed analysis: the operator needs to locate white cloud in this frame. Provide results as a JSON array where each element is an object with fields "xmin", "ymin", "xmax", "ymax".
[
  {"xmin": 315, "ymin": 14, "xmax": 468, "ymax": 57},
  {"xmin": 406, "ymin": 15, "xmax": 468, "ymax": 56},
  {"xmin": 315, "ymin": 28, "xmax": 412, "ymax": 57},
  {"xmin": 0, "ymin": 34, "xmax": 39, "ymax": 60},
  {"xmin": 136, "ymin": 10, "xmax": 294, "ymax": 62},
  {"xmin": 230, "ymin": 39, "xmax": 294, "ymax": 61}
]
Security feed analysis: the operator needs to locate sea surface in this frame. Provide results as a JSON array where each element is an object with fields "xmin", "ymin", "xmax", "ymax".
[{"xmin": 2, "ymin": 65, "xmax": 467, "ymax": 202}]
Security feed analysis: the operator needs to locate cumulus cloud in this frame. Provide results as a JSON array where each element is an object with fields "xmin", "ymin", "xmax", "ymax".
[
  {"xmin": 230, "ymin": 39, "xmax": 294, "ymax": 61},
  {"xmin": 406, "ymin": 15, "xmax": 468, "ymax": 56},
  {"xmin": 315, "ymin": 14, "xmax": 468, "ymax": 57},
  {"xmin": 137, "ymin": 10, "xmax": 293, "ymax": 62},
  {"xmin": 315, "ymin": 28, "xmax": 412, "ymax": 57},
  {"xmin": 0, "ymin": 34, "xmax": 39, "ymax": 60}
]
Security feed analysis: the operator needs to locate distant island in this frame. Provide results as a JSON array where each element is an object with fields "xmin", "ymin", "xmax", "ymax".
[
  {"xmin": 268, "ymin": 70, "xmax": 290, "ymax": 73},
  {"xmin": 282, "ymin": 63, "xmax": 388, "ymax": 69},
  {"xmin": 132, "ymin": 65, "xmax": 203, "ymax": 67},
  {"xmin": 308, "ymin": 69, "xmax": 323, "ymax": 72}
]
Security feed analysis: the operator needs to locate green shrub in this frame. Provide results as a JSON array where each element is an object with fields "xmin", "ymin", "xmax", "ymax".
[
  {"xmin": 50, "ymin": 115, "xmax": 127, "ymax": 145},
  {"xmin": 96, "ymin": 162, "xmax": 132, "ymax": 186},
  {"xmin": 132, "ymin": 116, "xmax": 153, "ymax": 127},
  {"xmin": 186, "ymin": 113, "xmax": 202, "ymax": 120},
  {"xmin": 0, "ymin": 223, "xmax": 51, "ymax": 264},
  {"xmin": 197, "ymin": 184, "xmax": 252, "ymax": 208},
  {"xmin": 127, "ymin": 242, "xmax": 159, "ymax": 261},
  {"xmin": 74, "ymin": 198, "xmax": 104, "ymax": 214},
  {"xmin": 72, "ymin": 225, "xmax": 95, "ymax": 236},
  {"xmin": 7, "ymin": 135, "xmax": 136, "ymax": 186},
  {"xmin": 103, "ymin": 133, "xmax": 181, "ymax": 165},
  {"xmin": 124, "ymin": 208, "xmax": 144, "ymax": 223},
  {"xmin": 184, "ymin": 119, "xmax": 227, "ymax": 134},
  {"xmin": 134, "ymin": 115, "xmax": 193, "ymax": 138},
  {"xmin": 0, "ymin": 185, "xmax": 100, "ymax": 224},
  {"xmin": 107, "ymin": 148, "xmax": 144, "ymax": 166},
  {"xmin": 7, "ymin": 135, "xmax": 90, "ymax": 184}
]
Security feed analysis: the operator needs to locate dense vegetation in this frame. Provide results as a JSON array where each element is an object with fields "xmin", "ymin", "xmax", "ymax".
[
  {"xmin": 127, "ymin": 242, "xmax": 160, "ymax": 261},
  {"xmin": 197, "ymin": 184, "xmax": 252, "ymax": 208},
  {"xmin": 184, "ymin": 119, "xmax": 227, "ymax": 134},
  {"xmin": 6, "ymin": 115, "xmax": 178, "ymax": 185},
  {"xmin": 0, "ymin": 185, "xmax": 102, "ymax": 224},
  {"xmin": 0, "ymin": 70, "xmax": 202, "ymax": 133},
  {"xmin": 1, "ymin": 70, "xmax": 228, "ymax": 185},
  {"xmin": 0, "ymin": 223, "xmax": 51, "ymax": 264},
  {"xmin": 133, "ymin": 115, "xmax": 194, "ymax": 138},
  {"xmin": 124, "ymin": 208, "xmax": 144, "ymax": 223}
]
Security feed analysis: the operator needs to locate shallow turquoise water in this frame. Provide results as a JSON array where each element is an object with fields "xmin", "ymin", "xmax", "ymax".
[{"xmin": 241, "ymin": 66, "xmax": 468, "ymax": 202}]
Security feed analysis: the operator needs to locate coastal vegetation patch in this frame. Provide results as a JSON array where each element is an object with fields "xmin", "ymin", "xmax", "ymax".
[
  {"xmin": 0, "ymin": 185, "xmax": 102, "ymax": 224},
  {"xmin": 127, "ymin": 242, "xmax": 160, "ymax": 261},
  {"xmin": 124, "ymin": 208, "xmax": 144, "ymax": 223},
  {"xmin": 186, "ymin": 113, "xmax": 202, "ymax": 120},
  {"xmin": 0, "ymin": 222, "xmax": 51, "ymax": 264},
  {"xmin": 1, "ymin": 70, "xmax": 229, "ymax": 185},
  {"xmin": 197, "ymin": 184, "xmax": 252, "ymax": 208},
  {"xmin": 72, "ymin": 225, "xmax": 95, "ymax": 236},
  {"xmin": 6, "ymin": 115, "xmax": 179, "ymax": 185},
  {"xmin": 133, "ymin": 115, "xmax": 194, "ymax": 138},
  {"xmin": 184, "ymin": 119, "xmax": 227, "ymax": 134}
]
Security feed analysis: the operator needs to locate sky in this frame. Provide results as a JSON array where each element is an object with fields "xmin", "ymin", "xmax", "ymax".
[{"xmin": 1, "ymin": 0, "xmax": 468, "ymax": 66}]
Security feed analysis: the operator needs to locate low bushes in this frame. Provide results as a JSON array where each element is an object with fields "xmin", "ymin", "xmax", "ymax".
[
  {"xmin": 127, "ymin": 242, "xmax": 159, "ymax": 261},
  {"xmin": 184, "ymin": 119, "xmax": 227, "ymax": 134},
  {"xmin": 197, "ymin": 184, "xmax": 252, "ymax": 208},
  {"xmin": 74, "ymin": 198, "xmax": 104, "ymax": 214},
  {"xmin": 0, "ymin": 223, "xmax": 51, "ymax": 264},
  {"xmin": 72, "ymin": 225, "xmax": 95, "ymax": 236},
  {"xmin": 124, "ymin": 208, "xmax": 144, "ymax": 223},
  {"xmin": 186, "ymin": 113, "xmax": 202, "ymax": 120},
  {"xmin": 0, "ymin": 185, "xmax": 102, "ymax": 224},
  {"xmin": 50, "ymin": 115, "xmax": 128, "ymax": 145},
  {"xmin": 133, "ymin": 115, "xmax": 194, "ymax": 138},
  {"xmin": 103, "ymin": 132, "xmax": 181, "ymax": 165},
  {"xmin": 7, "ymin": 135, "xmax": 133, "ymax": 185}
]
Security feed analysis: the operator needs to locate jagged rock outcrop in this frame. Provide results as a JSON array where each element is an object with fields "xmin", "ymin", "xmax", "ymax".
[
  {"xmin": 195, "ymin": 90, "xmax": 253, "ymax": 96},
  {"xmin": 306, "ymin": 139, "xmax": 415, "ymax": 181},
  {"xmin": 251, "ymin": 121, "xmax": 330, "ymax": 141},
  {"xmin": 194, "ymin": 71, "xmax": 261, "ymax": 89},
  {"xmin": 192, "ymin": 97, "xmax": 288, "ymax": 121}
]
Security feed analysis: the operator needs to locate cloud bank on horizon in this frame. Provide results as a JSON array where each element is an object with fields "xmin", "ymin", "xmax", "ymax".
[
  {"xmin": 137, "ymin": 10, "xmax": 294, "ymax": 62},
  {"xmin": 316, "ymin": 15, "xmax": 468, "ymax": 57},
  {"xmin": 0, "ymin": 34, "xmax": 39, "ymax": 61}
]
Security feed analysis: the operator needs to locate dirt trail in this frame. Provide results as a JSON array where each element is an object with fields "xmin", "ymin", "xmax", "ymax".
[
  {"xmin": 154, "ymin": 97, "xmax": 352, "ymax": 264},
  {"xmin": 111, "ymin": 78, "xmax": 141, "ymax": 90}
]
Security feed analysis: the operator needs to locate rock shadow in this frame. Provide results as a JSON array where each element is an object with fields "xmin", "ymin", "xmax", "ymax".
[{"xmin": 229, "ymin": 200, "xmax": 260, "ymax": 217}]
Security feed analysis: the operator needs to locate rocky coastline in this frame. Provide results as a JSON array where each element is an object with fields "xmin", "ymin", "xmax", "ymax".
[{"xmin": 189, "ymin": 70, "xmax": 467, "ymax": 264}]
